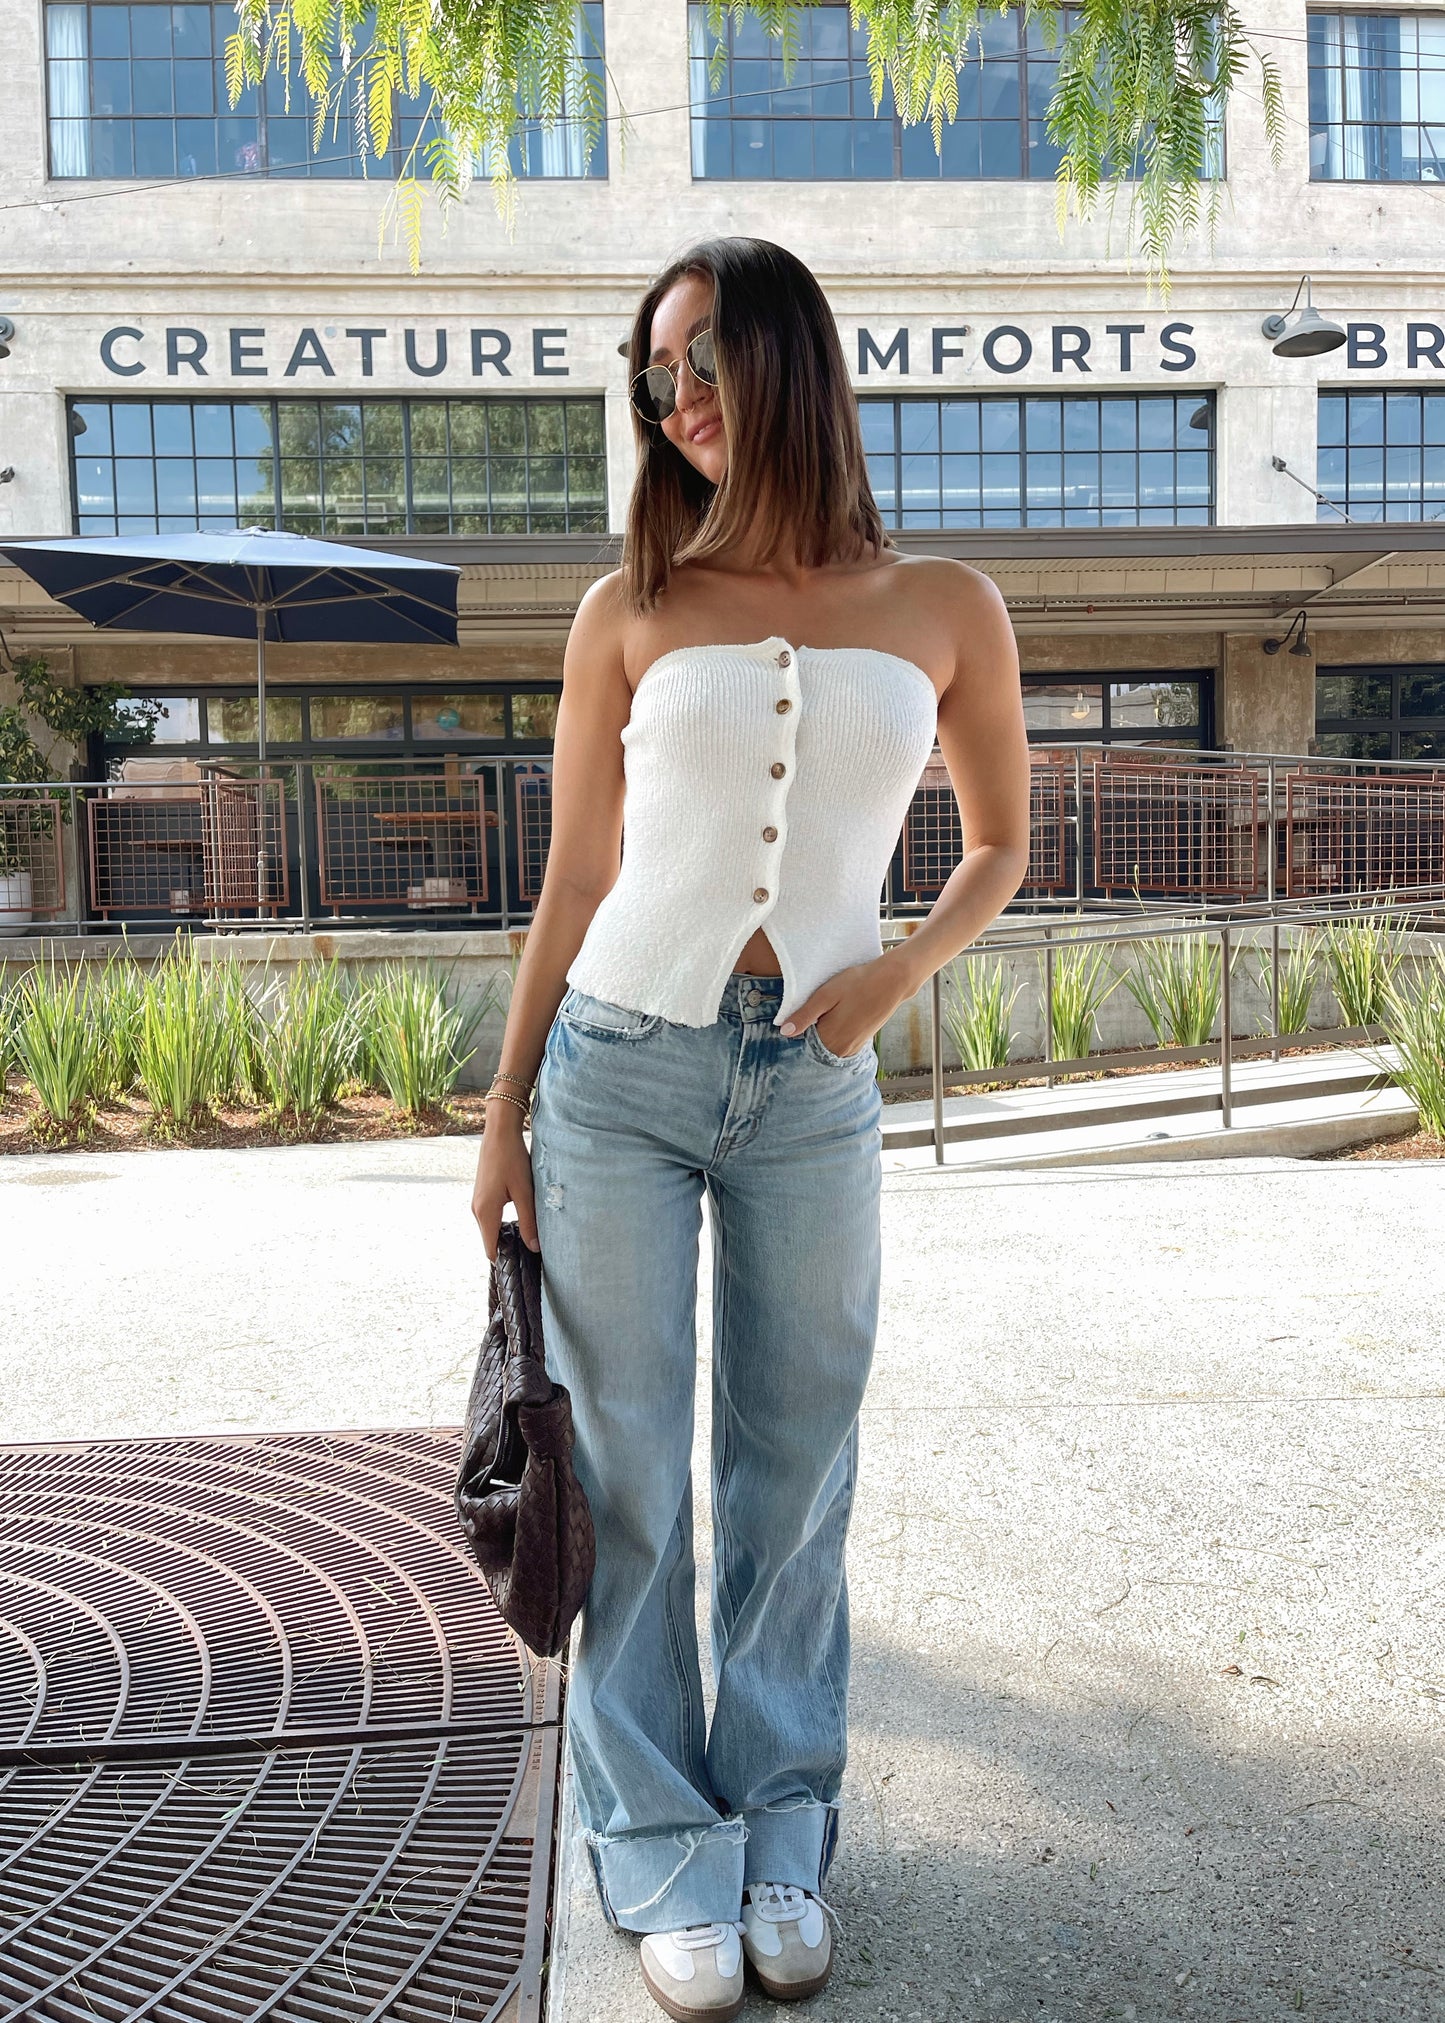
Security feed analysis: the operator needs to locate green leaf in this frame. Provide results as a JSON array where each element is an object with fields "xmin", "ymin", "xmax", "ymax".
[{"xmin": 232, "ymin": 1, "xmax": 1285, "ymax": 287}]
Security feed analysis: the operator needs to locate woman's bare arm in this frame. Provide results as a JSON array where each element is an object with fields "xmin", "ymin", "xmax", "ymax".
[
  {"xmin": 470, "ymin": 572, "xmax": 634, "ymax": 1256},
  {"xmin": 886, "ymin": 558, "xmax": 1030, "ymax": 993}
]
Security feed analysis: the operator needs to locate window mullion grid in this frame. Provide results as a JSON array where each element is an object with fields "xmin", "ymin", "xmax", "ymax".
[
  {"xmin": 402, "ymin": 400, "xmax": 415, "ymax": 534},
  {"xmin": 270, "ymin": 400, "xmax": 283, "ymax": 527},
  {"xmin": 1018, "ymin": 393, "xmax": 1028, "ymax": 527},
  {"xmin": 444, "ymin": 398, "xmax": 455, "ymax": 535}
]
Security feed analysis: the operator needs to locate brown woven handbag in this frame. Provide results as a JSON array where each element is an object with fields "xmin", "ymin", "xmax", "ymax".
[{"xmin": 454, "ymin": 1219, "xmax": 596, "ymax": 1657}]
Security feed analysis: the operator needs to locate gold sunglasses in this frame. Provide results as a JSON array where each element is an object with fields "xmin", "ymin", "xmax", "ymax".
[{"xmin": 629, "ymin": 328, "xmax": 719, "ymax": 426}]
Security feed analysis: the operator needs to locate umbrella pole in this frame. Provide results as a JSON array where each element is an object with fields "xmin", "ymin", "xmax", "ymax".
[{"xmin": 256, "ymin": 606, "xmax": 268, "ymax": 920}]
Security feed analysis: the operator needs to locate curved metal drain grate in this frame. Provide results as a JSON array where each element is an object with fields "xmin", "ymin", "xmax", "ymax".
[{"xmin": 0, "ymin": 1429, "xmax": 560, "ymax": 2022}]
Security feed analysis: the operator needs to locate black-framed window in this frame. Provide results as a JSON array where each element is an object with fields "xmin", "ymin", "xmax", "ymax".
[
  {"xmin": 100, "ymin": 682, "xmax": 558, "ymax": 772},
  {"xmin": 1308, "ymin": 9, "xmax": 1445, "ymax": 181},
  {"xmin": 689, "ymin": 2, "xmax": 1221, "ymax": 181},
  {"xmin": 1314, "ymin": 663, "xmax": 1445, "ymax": 760},
  {"xmin": 860, "ymin": 393, "xmax": 1213, "ymax": 528},
  {"xmin": 1022, "ymin": 674, "xmax": 1210, "ymax": 749},
  {"xmin": 1317, "ymin": 390, "xmax": 1445, "ymax": 522},
  {"xmin": 46, "ymin": 1, "xmax": 605, "ymax": 180},
  {"xmin": 70, "ymin": 396, "xmax": 608, "ymax": 535}
]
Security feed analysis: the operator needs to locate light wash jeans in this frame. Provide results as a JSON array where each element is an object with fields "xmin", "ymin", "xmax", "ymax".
[{"xmin": 528, "ymin": 971, "xmax": 884, "ymax": 1934}]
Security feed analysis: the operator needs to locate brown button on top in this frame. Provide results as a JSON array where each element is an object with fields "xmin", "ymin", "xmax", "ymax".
[
  {"xmin": 775, "ymin": 697, "xmax": 792, "ymax": 713},
  {"xmin": 777, "ymin": 649, "xmax": 792, "ymax": 667},
  {"xmin": 770, "ymin": 760, "xmax": 786, "ymax": 778},
  {"xmin": 762, "ymin": 825, "xmax": 778, "ymax": 841},
  {"xmin": 753, "ymin": 886, "xmax": 769, "ymax": 903}
]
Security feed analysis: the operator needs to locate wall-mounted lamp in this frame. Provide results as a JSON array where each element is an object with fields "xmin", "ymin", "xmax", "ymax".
[
  {"xmin": 1263, "ymin": 610, "xmax": 1313, "ymax": 658},
  {"xmin": 1188, "ymin": 402, "xmax": 1212, "ymax": 433},
  {"xmin": 69, "ymin": 410, "xmax": 88, "ymax": 438},
  {"xmin": 0, "ymin": 317, "xmax": 14, "ymax": 360},
  {"xmin": 0, "ymin": 467, "xmax": 13, "ymax": 484},
  {"xmin": 1261, "ymin": 276, "xmax": 1346, "ymax": 358}
]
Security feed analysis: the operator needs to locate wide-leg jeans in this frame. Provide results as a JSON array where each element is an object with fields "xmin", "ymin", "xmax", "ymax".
[{"xmin": 527, "ymin": 971, "xmax": 884, "ymax": 1934}]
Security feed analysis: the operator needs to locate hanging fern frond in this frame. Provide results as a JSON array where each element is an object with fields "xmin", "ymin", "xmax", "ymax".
[{"xmin": 234, "ymin": 0, "xmax": 1285, "ymax": 282}]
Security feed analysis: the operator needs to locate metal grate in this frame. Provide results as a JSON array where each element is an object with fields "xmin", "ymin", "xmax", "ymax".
[
  {"xmin": 0, "ymin": 1429, "xmax": 559, "ymax": 2023},
  {"xmin": 903, "ymin": 754, "xmax": 1075, "ymax": 897},
  {"xmin": 87, "ymin": 787, "xmax": 207, "ymax": 920},
  {"xmin": 86, "ymin": 777, "xmax": 288, "ymax": 920},
  {"xmin": 513, "ymin": 767, "xmax": 552, "ymax": 907},
  {"xmin": 0, "ymin": 795, "xmax": 68, "ymax": 922},
  {"xmin": 201, "ymin": 772, "xmax": 290, "ymax": 917},
  {"xmin": 1284, "ymin": 767, "xmax": 1445, "ymax": 896},
  {"xmin": 315, "ymin": 773, "xmax": 490, "ymax": 915},
  {"xmin": 1093, "ymin": 756, "xmax": 1259, "ymax": 899}
]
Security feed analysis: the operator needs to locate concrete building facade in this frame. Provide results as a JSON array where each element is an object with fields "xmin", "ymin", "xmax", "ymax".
[{"xmin": 1, "ymin": 0, "xmax": 1443, "ymax": 858}]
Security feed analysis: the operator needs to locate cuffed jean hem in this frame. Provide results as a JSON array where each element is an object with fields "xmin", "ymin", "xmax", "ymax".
[
  {"xmin": 584, "ymin": 1817, "xmax": 748, "ymax": 1934},
  {"xmin": 738, "ymin": 1798, "xmax": 841, "ymax": 1894}
]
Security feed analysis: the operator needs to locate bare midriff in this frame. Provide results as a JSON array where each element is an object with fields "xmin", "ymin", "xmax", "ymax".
[{"xmin": 731, "ymin": 927, "xmax": 783, "ymax": 976}]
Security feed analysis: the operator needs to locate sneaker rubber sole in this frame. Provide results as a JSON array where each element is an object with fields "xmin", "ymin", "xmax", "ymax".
[
  {"xmin": 638, "ymin": 1955, "xmax": 746, "ymax": 2022},
  {"xmin": 746, "ymin": 1948, "xmax": 835, "ymax": 2001}
]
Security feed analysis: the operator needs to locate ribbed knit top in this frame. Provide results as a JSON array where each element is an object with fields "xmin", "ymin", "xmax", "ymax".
[{"xmin": 565, "ymin": 635, "xmax": 940, "ymax": 1029}]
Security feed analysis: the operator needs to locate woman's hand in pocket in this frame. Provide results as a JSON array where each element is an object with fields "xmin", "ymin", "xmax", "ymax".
[{"xmin": 472, "ymin": 1107, "xmax": 542, "ymax": 1261}]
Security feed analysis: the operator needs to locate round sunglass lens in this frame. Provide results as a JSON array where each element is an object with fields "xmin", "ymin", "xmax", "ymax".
[{"xmin": 631, "ymin": 365, "xmax": 675, "ymax": 424}]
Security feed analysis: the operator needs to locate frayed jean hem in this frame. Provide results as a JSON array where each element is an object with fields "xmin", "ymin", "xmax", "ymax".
[
  {"xmin": 584, "ymin": 1817, "xmax": 748, "ymax": 1935},
  {"xmin": 738, "ymin": 1797, "xmax": 840, "ymax": 1894}
]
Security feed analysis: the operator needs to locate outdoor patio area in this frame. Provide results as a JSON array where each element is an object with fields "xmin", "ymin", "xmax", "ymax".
[{"xmin": 1, "ymin": 1136, "xmax": 1440, "ymax": 2020}]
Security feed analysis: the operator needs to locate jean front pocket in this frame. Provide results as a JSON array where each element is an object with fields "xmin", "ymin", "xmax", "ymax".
[
  {"xmin": 804, "ymin": 1021, "xmax": 877, "ymax": 1071},
  {"xmin": 558, "ymin": 986, "xmax": 666, "ymax": 1042}
]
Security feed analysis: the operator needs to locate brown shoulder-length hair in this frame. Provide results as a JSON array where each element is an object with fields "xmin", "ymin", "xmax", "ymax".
[{"xmin": 619, "ymin": 236, "xmax": 895, "ymax": 616}]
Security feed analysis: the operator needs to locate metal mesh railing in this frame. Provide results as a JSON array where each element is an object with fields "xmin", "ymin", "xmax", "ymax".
[
  {"xmin": 89, "ymin": 783, "xmax": 206, "ymax": 920},
  {"xmin": 201, "ymin": 770, "xmax": 289, "ymax": 915},
  {"xmin": 514, "ymin": 765, "xmax": 553, "ymax": 905},
  {"xmin": 1093, "ymin": 755, "xmax": 1260, "ymax": 898},
  {"xmin": 314, "ymin": 768, "xmax": 490, "ymax": 914},
  {"xmin": 0, "ymin": 797, "xmax": 68, "ymax": 925},
  {"xmin": 87, "ymin": 773, "xmax": 288, "ymax": 920},
  {"xmin": 10, "ymin": 742, "xmax": 1445, "ymax": 934},
  {"xmin": 1283, "ymin": 767, "xmax": 1445, "ymax": 897}
]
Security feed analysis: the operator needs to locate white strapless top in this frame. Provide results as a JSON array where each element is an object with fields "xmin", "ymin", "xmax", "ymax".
[{"xmin": 564, "ymin": 635, "xmax": 940, "ymax": 1029}]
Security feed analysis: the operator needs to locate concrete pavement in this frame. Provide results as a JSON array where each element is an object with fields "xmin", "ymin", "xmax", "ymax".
[{"xmin": 2, "ymin": 1138, "xmax": 1442, "ymax": 2019}]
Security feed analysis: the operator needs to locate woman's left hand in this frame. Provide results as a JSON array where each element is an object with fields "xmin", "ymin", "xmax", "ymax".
[{"xmin": 778, "ymin": 954, "xmax": 912, "ymax": 1059}]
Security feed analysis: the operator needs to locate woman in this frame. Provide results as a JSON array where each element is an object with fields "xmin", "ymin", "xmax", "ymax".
[{"xmin": 472, "ymin": 235, "xmax": 1030, "ymax": 2020}]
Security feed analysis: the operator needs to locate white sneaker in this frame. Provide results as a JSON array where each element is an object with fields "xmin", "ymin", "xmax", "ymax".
[
  {"xmin": 638, "ymin": 1920, "xmax": 746, "ymax": 2020},
  {"xmin": 740, "ymin": 1880, "xmax": 835, "ymax": 1999}
]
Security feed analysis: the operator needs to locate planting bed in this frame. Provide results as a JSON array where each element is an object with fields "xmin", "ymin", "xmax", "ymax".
[{"xmin": 0, "ymin": 1080, "xmax": 493, "ymax": 1154}]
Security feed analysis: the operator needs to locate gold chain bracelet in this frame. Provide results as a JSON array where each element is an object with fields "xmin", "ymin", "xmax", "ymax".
[{"xmin": 484, "ymin": 1086, "xmax": 532, "ymax": 1121}]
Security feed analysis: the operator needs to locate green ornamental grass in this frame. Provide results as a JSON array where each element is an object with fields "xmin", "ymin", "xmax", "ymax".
[
  {"xmin": 1319, "ymin": 913, "xmax": 1404, "ymax": 1029},
  {"xmin": 137, "ymin": 946, "xmax": 232, "ymax": 1134},
  {"xmin": 944, "ymin": 958, "xmax": 1021, "ymax": 1073},
  {"xmin": 88, "ymin": 952, "xmax": 149, "ymax": 1100},
  {"xmin": 208, "ymin": 954, "xmax": 267, "ymax": 1107},
  {"xmin": 13, "ymin": 957, "xmax": 105, "ymax": 1141},
  {"xmin": 358, "ymin": 960, "xmax": 483, "ymax": 1117},
  {"xmin": 0, "ymin": 980, "xmax": 16, "ymax": 1103},
  {"xmin": 1124, "ymin": 935, "xmax": 1225, "ymax": 1048},
  {"xmin": 254, "ymin": 960, "xmax": 361, "ymax": 1130},
  {"xmin": 1047, "ymin": 939, "xmax": 1123, "ymax": 1067},
  {"xmin": 1253, "ymin": 933, "xmax": 1320, "ymax": 1037},
  {"xmin": 1376, "ymin": 947, "xmax": 1445, "ymax": 1140}
]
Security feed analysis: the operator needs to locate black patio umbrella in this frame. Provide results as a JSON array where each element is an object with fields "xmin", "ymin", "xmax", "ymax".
[{"xmin": 0, "ymin": 527, "xmax": 462, "ymax": 913}]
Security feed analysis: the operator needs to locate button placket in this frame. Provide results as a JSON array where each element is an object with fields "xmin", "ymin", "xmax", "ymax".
[{"xmin": 754, "ymin": 640, "xmax": 799, "ymax": 912}]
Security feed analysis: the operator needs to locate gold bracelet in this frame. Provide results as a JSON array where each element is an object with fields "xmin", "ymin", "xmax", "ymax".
[
  {"xmin": 484, "ymin": 1087, "xmax": 531, "ymax": 1119},
  {"xmin": 492, "ymin": 1069, "xmax": 536, "ymax": 1091}
]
